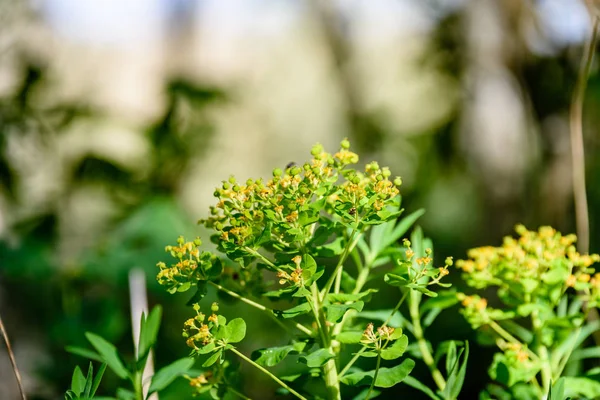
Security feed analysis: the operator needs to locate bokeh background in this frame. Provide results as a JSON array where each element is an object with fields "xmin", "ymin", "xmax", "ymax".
[{"xmin": 1, "ymin": 0, "xmax": 599, "ymax": 399}]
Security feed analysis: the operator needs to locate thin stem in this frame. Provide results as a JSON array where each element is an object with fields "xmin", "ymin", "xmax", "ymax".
[
  {"xmin": 207, "ymin": 281, "xmax": 313, "ymax": 336},
  {"xmin": 383, "ymin": 290, "xmax": 409, "ymax": 328},
  {"xmin": 0, "ymin": 313, "xmax": 26, "ymax": 400},
  {"xmin": 409, "ymin": 291, "xmax": 446, "ymax": 391},
  {"xmin": 320, "ymin": 229, "xmax": 359, "ymax": 300},
  {"xmin": 364, "ymin": 354, "xmax": 381, "ymax": 400},
  {"xmin": 570, "ymin": 15, "xmax": 598, "ymax": 254},
  {"xmin": 339, "ymin": 346, "xmax": 367, "ymax": 378},
  {"xmin": 227, "ymin": 386, "xmax": 252, "ymax": 400},
  {"xmin": 243, "ymin": 247, "xmax": 284, "ymax": 273},
  {"xmin": 488, "ymin": 320, "xmax": 540, "ymax": 362},
  {"xmin": 229, "ymin": 347, "xmax": 308, "ymax": 400}
]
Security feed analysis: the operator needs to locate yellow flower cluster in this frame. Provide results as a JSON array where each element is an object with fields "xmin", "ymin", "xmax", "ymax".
[
  {"xmin": 456, "ymin": 225, "xmax": 599, "ymax": 295},
  {"xmin": 182, "ymin": 303, "xmax": 220, "ymax": 350},
  {"xmin": 360, "ymin": 322, "xmax": 396, "ymax": 350}
]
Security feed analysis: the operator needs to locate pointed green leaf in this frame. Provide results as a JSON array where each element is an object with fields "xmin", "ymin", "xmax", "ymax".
[
  {"xmin": 149, "ymin": 357, "xmax": 195, "ymax": 394},
  {"xmin": 279, "ymin": 302, "xmax": 311, "ymax": 319},
  {"xmin": 83, "ymin": 362, "xmax": 94, "ymax": 397},
  {"xmin": 139, "ymin": 306, "xmax": 162, "ymax": 360},
  {"xmin": 336, "ymin": 331, "xmax": 363, "ymax": 344},
  {"xmin": 202, "ymin": 350, "xmax": 222, "ymax": 367},
  {"xmin": 85, "ymin": 332, "xmax": 129, "ymax": 380},
  {"xmin": 403, "ymin": 376, "xmax": 441, "ymax": 400},
  {"xmin": 340, "ymin": 358, "xmax": 415, "ymax": 388},
  {"xmin": 442, "ymin": 341, "xmax": 469, "ymax": 399},
  {"xmin": 251, "ymin": 342, "xmax": 307, "ymax": 367},
  {"xmin": 325, "ymin": 301, "xmax": 364, "ymax": 323},
  {"xmin": 91, "ymin": 363, "xmax": 107, "ymax": 397},
  {"xmin": 66, "ymin": 346, "xmax": 103, "ymax": 363},
  {"xmin": 299, "ymin": 348, "xmax": 335, "ymax": 368},
  {"xmin": 70, "ymin": 366, "xmax": 86, "ymax": 395}
]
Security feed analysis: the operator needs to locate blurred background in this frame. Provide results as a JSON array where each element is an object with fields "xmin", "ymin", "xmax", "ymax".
[{"xmin": 0, "ymin": 0, "xmax": 599, "ymax": 398}]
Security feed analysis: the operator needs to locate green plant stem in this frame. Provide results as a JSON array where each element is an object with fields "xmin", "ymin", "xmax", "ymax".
[
  {"xmin": 364, "ymin": 354, "xmax": 381, "ymax": 400},
  {"xmin": 487, "ymin": 320, "xmax": 540, "ymax": 361},
  {"xmin": 570, "ymin": 15, "xmax": 598, "ymax": 255},
  {"xmin": 243, "ymin": 247, "xmax": 285, "ymax": 273},
  {"xmin": 384, "ymin": 290, "xmax": 409, "ymax": 327},
  {"xmin": 321, "ymin": 229, "xmax": 359, "ymax": 300},
  {"xmin": 0, "ymin": 313, "xmax": 26, "ymax": 400},
  {"xmin": 207, "ymin": 281, "xmax": 313, "ymax": 336},
  {"xmin": 409, "ymin": 290, "xmax": 446, "ymax": 392},
  {"xmin": 227, "ymin": 386, "xmax": 252, "ymax": 400},
  {"xmin": 531, "ymin": 310, "xmax": 552, "ymax": 394},
  {"xmin": 309, "ymin": 284, "xmax": 342, "ymax": 400},
  {"xmin": 339, "ymin": 346, "xmax": 367, "ymax": 378},
  {"xmin": 133, "ymin": 371, "xmax": 143, "ymax": 400},
  {"xmin": 229, "ymin": 347, "xmax": 308, "ymax": 400}
]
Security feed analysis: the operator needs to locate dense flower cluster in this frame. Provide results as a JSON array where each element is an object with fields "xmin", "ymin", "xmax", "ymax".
[
  {"xmin": 456, "ymin": 225, "xmax": 600, "ymax": 311},
  {"xmin": 182, "ymin": 303, "xmax": 221, "ymax": 350},
  {"xmin": 156, "ymin": 236, "xmax": 222, "ymax": 294},
  {"xmin": 199, "ymin": 139, "xmax": 402, "ymax": 264}
]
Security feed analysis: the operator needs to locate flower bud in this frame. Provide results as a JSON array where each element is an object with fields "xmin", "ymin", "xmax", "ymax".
[
  {"xmin": 273, "ymin": 168, "xmax": 283, "ymax": 177},
  {"xmin": 341, "ymin": 138, "xmax": 350, "ymax": 149},
  {"xmin": 211, "ymin": 302, "xmax": 219, "ymax": 313}
]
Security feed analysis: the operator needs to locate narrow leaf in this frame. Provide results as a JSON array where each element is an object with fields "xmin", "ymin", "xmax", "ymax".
[
  {"xmin": 85, "ymin": 333, "xmax": 129, "ymax": 380},
  {"xmin": 149, "ymin": 357, "xmax": 195, "ymax": 394}
]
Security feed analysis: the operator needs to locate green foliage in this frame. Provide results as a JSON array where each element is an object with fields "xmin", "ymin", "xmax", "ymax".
[
  {"xmin": 155, "ymin": 140, "xmax": 453, "ymax": 399},
  {"xmin": 65, "ymin": 306, "xmax": 194, "ymax": 399},
  {"xmin": 456, "ymin": 226, "xmax": 600, "ymax": 399}
]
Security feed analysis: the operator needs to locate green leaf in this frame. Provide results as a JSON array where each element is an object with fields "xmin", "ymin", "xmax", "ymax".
[
  {"xmin": 66, "ymin": 346, "xmax": 103, "ymax": 363},
  {"xmin": 380, "ymin": 335, "xmax": 408, "ymax": 360},
  {"xmin": 340, "ymin": 358, "xmax": 415, "ymax": 388},
  {"xmin": 138, "ymin": 306, "xmax": 162, "ymax": 360},
  {"xmin": 327, "ymin": 289, "xmax": 378, "ymax": 303},
  {"xmin": 420, "ymin": 290, "xmax": 459, "ymax": 313},
  {"xmin": 357, "ymin": 309, "xmax": 405, "ymax": 328},
  {"xmin": 254, "ymin": 223, "xmax": 272, "ymax": 246},
  {"xmin": 149, "ymin": 357, "xmax": 195, "ymax": 394},
  {"xmin": 85, "ymin": 333, "xmax": 129, "ymax": 380},
  {"xmin": 70, "ymin": 366, "xmax": 86, "ymax": 395},
  {"xmin": 352, "ymin": 388, "xmax": 382, "ymax": 400},
  {"xmin": 336, "ymin": 331, "xmax": 363, "ymax": 344},
  {"xmin": 299, "ymin": 348, "xmax": 335, "ymax": 368},
  {"xmin": 91, "ymin": 363, "xmax": 107, "ymax": 397},
  {"xmin": 116, "ymin": 388, "xmax": 136, "ymax": 400},
  {"xmin": 279, "ymin": 302, "xmax": 312, "ymax": 319},
  {"xmin": 83, "ymin": 363, "xmax": 94, "ymax": 398},
  {"xmin": 226, "ymin": 318, "xmax": 246, "ymax": 343},
  {"xmin": 406, "ymin": 283, "xmax": 438, "ymax": 297},
  {"xmin": 563, "ymin": 376, "xmax": 600, "ymax": 398},
  {"xmin": 550, "ymin": 377, "xmax": 565, "ymax": 400},
  {"xmin": 325, "ymin": 301, "xmax": 364, "ymax": 323},
  {"xmin": 186, "ymin": 281, "xmax": 208, "ymax": 306},
  {"xmin": 202, "ymin": 350, "xmax": 222, "ymax": 367},
  {"xmin": 384, "ymin": 273, "xmax": 409, "ymax": 288},
  {"xmin": 404, "ymin": 376, "xmax": 441, "ymax": 400},
  {"xmin": 251, "ymin": 342, "xmax": 307, "ymax": 367},
  {"xmin": 442, "ymin": 341, "xmax": 469, "ymax": 399}
]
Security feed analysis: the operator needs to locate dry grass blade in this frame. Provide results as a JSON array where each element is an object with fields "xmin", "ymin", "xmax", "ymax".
[{"xmin": 0, "ymin": 313, "xmax": 27, "ymax": 400}]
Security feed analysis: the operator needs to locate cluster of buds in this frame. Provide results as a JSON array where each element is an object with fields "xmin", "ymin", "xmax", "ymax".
[
  {"xmin": 402, "ymin": 239, "xmax": 452, "ymax": 287},
  {"xmin": 157, "ymin": 236, "xmax": 221, "ymax": 294},
  {"xmin": 360, "ymin": 322, "xmax": 397, "ymax": 351},
  {"xmin": 457, "ymin": 293, "xmax": 493, "ymax": 329},
  {"xmin": 183, "ymin": 303, "xmax": 221, "ymax": 351},
  {"xmin": 456, "ymin": 226, "xmax": 600, "ymax": 295},
  {"xmin": 277, "ymin": 255, "xmax": 304, "ymax": 286},
  {"xmin": 199, "ymin": 139, "xmax": 404, "ymax": 262}
]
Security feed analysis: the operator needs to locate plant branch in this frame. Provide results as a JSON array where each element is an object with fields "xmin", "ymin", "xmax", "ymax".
[
  {"xmin": 570, "ymin": 15, "xmax": 598, "ymax": 255},
  {"xmin": 364, "ymin": 354, "xmax": 381, "ymax": 400},
  {"xmin": 409, "ymin": 290, "xmax": 446, "ymax": 392},
  {"xmin": 229, "ymin": 347, "xmax": 308, "ymax": 400},
  {"xmin": 207, "ymin": 281, "xmax": 313, "ymax": 336},
  {"xmin": 0, "ymin": 312, "xmax": 26, "ymax": 400}
]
